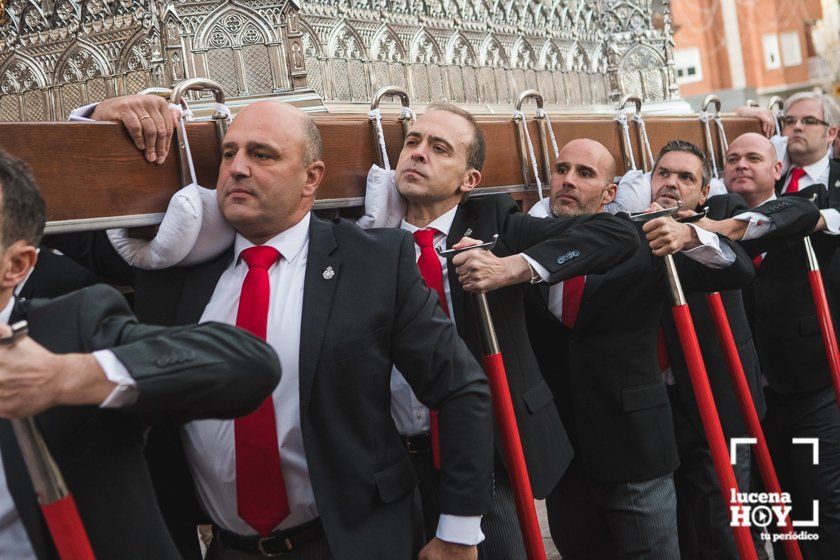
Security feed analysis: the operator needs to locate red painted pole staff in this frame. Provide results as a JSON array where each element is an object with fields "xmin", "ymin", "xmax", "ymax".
[
  {"xmin": 7, "ymin": 321, "xmax": 95, "ymax": 560},
  {"xmin": 802, "ymin": 236, "xmax": 840, "ymax": 408},
  {"xmin": 665, "ymin": 260, "xmax": 756, "ymax": 560},
  {"xmin": 438, "ymin": 237, "xmax": 546, "ymax": 560},
  {"xmin": 705, "ymin": 293, "xmax": 802, "ymax": 560},
  {"xmin": 628, "ymin": 208, "xmax": 757, "ymax": 560}
]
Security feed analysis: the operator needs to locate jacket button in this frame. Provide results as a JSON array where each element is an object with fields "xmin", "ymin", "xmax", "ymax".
[
  {"xmin": 572, "ymin": 250, "xmax": 580, "ymax": 257},
  {"xmin": 556, "ymin": 256, "xmax": 566, "ymax": 264}
]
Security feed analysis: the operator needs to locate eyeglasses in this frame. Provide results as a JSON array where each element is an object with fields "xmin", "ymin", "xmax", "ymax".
[{"xmin": 780, "ymin": 115, "xmax": 830, "ymax": 128}]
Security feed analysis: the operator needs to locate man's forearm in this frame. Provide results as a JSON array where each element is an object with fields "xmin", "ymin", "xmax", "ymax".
[
  {"xmin": 695, "ymin": 217, "xmax": 749, "ymax": 241},
  {"xmin": 56, "ymin": 353, "xmax": 117, "ymax": 407}
]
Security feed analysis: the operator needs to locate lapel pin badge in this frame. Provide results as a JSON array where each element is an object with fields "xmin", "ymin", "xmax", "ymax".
[
  {"xmin": 834, "ymin": 180, "xmax": 839, "ymax": 189},
  {"xmin": 322, "ymin": 265, "xmax": 335, "ymax": 280}
]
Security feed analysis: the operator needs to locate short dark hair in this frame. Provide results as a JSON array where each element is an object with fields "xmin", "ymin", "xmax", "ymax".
[
  {"xmin": 0, "ymin": 149, "xmax": 46, "ymax": 247},
  {"xmin": 653, "ymin": 139, "xmax": 712, "ymax": 187},
  {"xmin": 426, "ymin": 103, "xmax": 486, "ymax": 172}
]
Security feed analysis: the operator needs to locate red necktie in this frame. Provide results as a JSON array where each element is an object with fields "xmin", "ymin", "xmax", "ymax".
[
  {"xmin": 657, "ymin": 327, "xmax": 671, "ymax": 373},
  {"xmin": 234, "ymin": 246, "xmax": 290, "ymax": 536},
  {"xmin": 413, "ymin": 229, "xmax": 448, "ymax": 469},
  {"xmin": 786, "ymin": 167, "xmax": 806, "ymax": 194},
  {"xmin": 753, "ymin": 254, "xmax": 764, "ymax": 270},
  {"xmin": 561, "ymin": 275, "xmax": 585, "ymax": 329}
]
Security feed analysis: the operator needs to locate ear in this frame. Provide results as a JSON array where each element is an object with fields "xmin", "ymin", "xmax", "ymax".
[
  {"xmin": 302, "ymin": 161, "xmax": 326, "ymax": 198},
  {"xmin": 601, "ymin": 182, "xmax": 617, "ymax": 207},
  {"xmin": 828, "ymin": 125, "xmax": 838, "ymax": 145},
  {"xmin": 698, "ymin": 183, "xmax": 711, "ymax": 206},
  {"xmin": 458, "ymin": 168, "xmax": 481, "ymax": 197},
  {"xmin": 0, "ymin": 242, "xmax": 38, "ymax": 292},
  {"xmin": 772, "ymin": 159, "xmax": 783, "ymax": 181}
]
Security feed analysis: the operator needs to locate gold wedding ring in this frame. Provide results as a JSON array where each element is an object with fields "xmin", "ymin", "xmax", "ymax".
[{"xmin": 138, "ymin": 114, "xmax": 151, "ymax": 121}]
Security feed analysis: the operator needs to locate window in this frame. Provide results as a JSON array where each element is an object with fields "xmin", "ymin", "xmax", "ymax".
[
  {"xmin": 780, "ymin": 31, "xmax": 803, "ymax": 66},
  {"xmin": 763, "ymin": 33, "xmax": 781, "ymax": 70},
  {"xmin": 674, "ymin": 47, "xmax": 703, "ymax": 84}
]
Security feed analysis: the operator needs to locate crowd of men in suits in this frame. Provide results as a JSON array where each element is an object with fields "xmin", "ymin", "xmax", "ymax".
[{"xmin": 0, "ymin": 89, "xmax": 837, "ymax": 560}]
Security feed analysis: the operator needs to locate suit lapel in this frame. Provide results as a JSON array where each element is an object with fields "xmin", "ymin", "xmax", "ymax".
[
  {"xmin": 446, "ymin": 205, "xmax": 476, "ymax": 331},
  {"xmin": 775, "ymin": 172, "xmax": 787, "ymax": 196},
  {"xmin": 0, "ymin": 419, "xmax": 57, "ymax": 560},
  {"xmin": 574, "ymin": 272, "xmax": 608, "ymax": 331},
  {"xmin": 10, "ymin": 298, "xmax": 27, "ymax": 324},
  {"xmin": 829, "ymin": 160, "xmax": 840, "ymax": 207},
  {"xmin": 174, "ymin": 248, "xmax": 234, "ymax": 325},
  {"xmin": 299, "ymin": 217, "xmax": 340, "ymax": 411}
]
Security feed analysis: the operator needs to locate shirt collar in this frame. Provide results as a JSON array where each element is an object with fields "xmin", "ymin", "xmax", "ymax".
[
  {"xmin": 0, "ymin": 297, "xmax": 14, "ymax": 325},
  {"xmin": 757, "ymin": 192, "xmax": 778, "ymax": 206},
  {"xmin": 234, "ymin": 212, "xmax": 311, "ymax": 266},
  {"xmin": 400, "ymin": 204, "xmax": 459, "ymax": 238},
  {"xmin": 800, "ymin": 151, "xmax": 830, "ymax": 182}
]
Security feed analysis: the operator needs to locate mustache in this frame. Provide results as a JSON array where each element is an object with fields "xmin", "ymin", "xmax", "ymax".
[{"xmin": 552, "ymin": 190, "xmax": 579, "ymax": 202}]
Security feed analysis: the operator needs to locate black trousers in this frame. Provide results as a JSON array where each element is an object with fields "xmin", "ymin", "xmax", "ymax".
[
  {"xmin": 546, "ymin": 458, "xmax": 680, "ymax": 560},
  {"xmin": 408, "ymin": 449, "xmax": 526, "ymax": 560},
  {"xmin": 763, "ymin": 386, "xmax": 840, "ymax": 559},
  {"xmin": 670, "ymin": 386, "xmax": 753, "ymax": 560}
]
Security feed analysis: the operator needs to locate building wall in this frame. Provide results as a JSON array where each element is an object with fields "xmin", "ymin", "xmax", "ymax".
[{"xmin": 672, "ymin": 0, "xmax": 825, "ymax": 106}]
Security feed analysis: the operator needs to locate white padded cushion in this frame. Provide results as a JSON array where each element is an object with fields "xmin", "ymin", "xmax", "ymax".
[
  {"xmin": 356, "ymin": 164, "xmax": 406, "ymax": 229},
  {"xmin": 528, "ymin": 198, "xmax": 552, "ymax": 218},
  {"xmin": 605, "ymin": 170, "xmax": 651, "ymax": 215},
  {"xmin": 709, "ymin": 177, "xmax": 728, "ymax": 197},
  {"xmin": 106, "ymin": 183, "xmax": 234, "ymax": 269}
]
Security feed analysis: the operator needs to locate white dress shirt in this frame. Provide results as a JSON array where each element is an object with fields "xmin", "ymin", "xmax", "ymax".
[
  {"xmin": 0, "ymin": 292, "xmax": 137, "ymax": 560},
  {"xmin": 391, "ymin": 206, "xmax": 484, "ymax": 545},
  {"xmin": 732, "ymin": 193, "xmax": 777, "ymax": 242},
  {"xmin": 781, "ymin": 151, "xmax": 840, "ymax": 235},
  {"xmin": 182, "ymin": 213, "xmax": 318, "ymax": 536},
  {"xmin": 391, "ymin": 206, "xmax": 458, "ymax": 436}
]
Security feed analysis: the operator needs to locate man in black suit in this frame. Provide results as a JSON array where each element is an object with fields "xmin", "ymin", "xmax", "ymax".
[
  {"xmin": 644, "ymin": 139, "xmax": 816, "ymax": 560},
  {"xmin": 55, "ymin": 97, "xmax": 496, "ymax": 560},
  {"xmin": 0, "ymin": 149, "xmax": 282, "ymax": 559},
  {"xmin": 523, "ymin": 138, "xmax": 755, "ymax": 559},
  {"xmin": 777, "ymin": 94, "xmax": 840, "ymax": 317},
  {"xmin": 699, "ymin": 131, "xmax": 836, "ymax": 558},
  {"xmin": 737, "ymin": 93, "xmax": 840, "ymax": 306},
  {"xmin": 358, "ymin": 104, "xmax": 639, "ymax": 559},
  {"xmin": 14, "ymin": 247, "xmax": 102, "ymax": 302}
]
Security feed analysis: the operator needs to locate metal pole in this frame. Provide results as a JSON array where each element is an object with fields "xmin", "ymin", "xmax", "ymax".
[
  {"xmin": 803, "ymin": 236, "xmax": 840, "ymax": 408},
  {"xmin": 474, "ymin": 291, "xmax": 547, "ymax": 560},
  {"xmin": 705, "ymin": 293, "xmax": 803, "ymax": 559},
  {"xmin": 664, "ymin": 258, "xmax": 757, "ymax": 560},
  {"xmin": 437, "ymin": 240, "xmax": 545, "ymax": 560},
  {"xmin": 5, "ymin": 324, "xmax": 96, "ymax": 560}
]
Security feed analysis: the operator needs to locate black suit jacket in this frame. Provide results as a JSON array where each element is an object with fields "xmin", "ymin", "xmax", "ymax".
[
  {"xmin": 739, "ymin": 174, "xmax": 832, "ymax": 393},
  {"xmin": 0, "ymin": 284, "xmax": 280, "ymax": 560},
  {"xmin": 16, "ymin": 247, "xmax": 102, "ymax": 302},
  {"xmin": 661, "ymin": 194, "xmax": 770, "ymax": 440},
  {"xmin": 819, "ymin": 159, "xmax": 840, "ymax": 305},
  {"xmin": 52, "ymin": 216, "xmax": 495, "ymax": 560},
  {"xmin": 526, "ymin": 211, "xmax": 755, "ymax": 482},
  {"xmin": 443, "ymin": 195, "xmax": 640, "ymax": 498}
]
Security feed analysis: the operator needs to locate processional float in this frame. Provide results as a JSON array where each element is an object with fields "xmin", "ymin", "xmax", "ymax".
[{"xmin": 0, "ymin": 79, "xmax": 769, "ymax": 560}]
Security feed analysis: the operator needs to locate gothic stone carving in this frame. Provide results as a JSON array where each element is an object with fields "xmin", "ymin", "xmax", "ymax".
[{"xmin": 0, "ymin": 1, "xmax": 677, "ymax": 121}]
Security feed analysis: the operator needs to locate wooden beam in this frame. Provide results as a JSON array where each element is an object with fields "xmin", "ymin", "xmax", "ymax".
[{"xmin": 0, "ymin": 115, "xmax": 762, "ymax": 232}]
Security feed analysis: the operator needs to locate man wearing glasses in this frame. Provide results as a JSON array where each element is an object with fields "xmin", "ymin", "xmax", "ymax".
[
  {"xmin": 777, "ymin": 93, "xmax": 839, "ymax": 204},
  {"xmin": 738, "ymin": 93, "xmax": 840, "ymax": 556}
]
